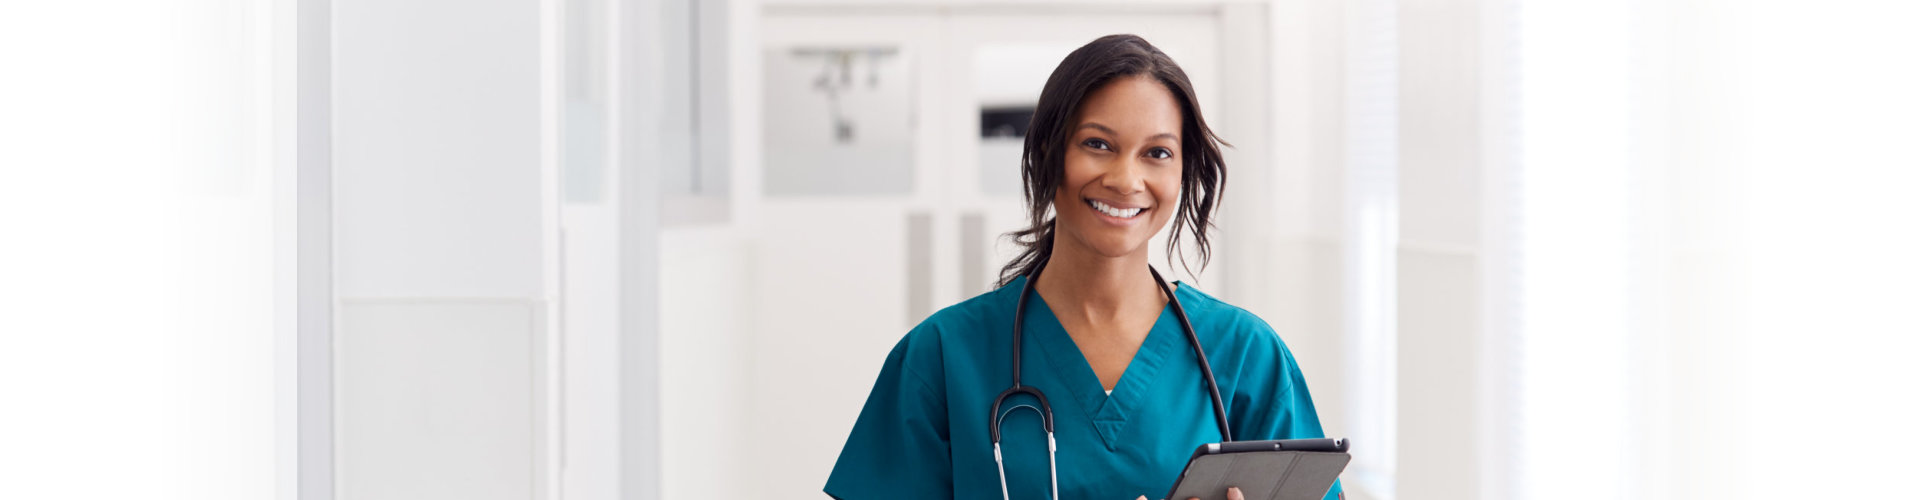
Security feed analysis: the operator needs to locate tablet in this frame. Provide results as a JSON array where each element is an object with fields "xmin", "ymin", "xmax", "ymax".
[{"xmin": 1163, "ymin": 438, "xmax": 1351, "ymax": 500}]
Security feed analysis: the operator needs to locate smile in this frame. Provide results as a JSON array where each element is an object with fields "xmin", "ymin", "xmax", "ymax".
[{"xmin": 1088, "ymin": 199, "xmax": 1146, "ymax": 219}]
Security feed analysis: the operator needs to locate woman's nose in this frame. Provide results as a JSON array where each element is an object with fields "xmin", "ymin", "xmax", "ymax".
[{"xmin": 1101, "ymin": 157, "xmax": 1148, "ymax": 195}]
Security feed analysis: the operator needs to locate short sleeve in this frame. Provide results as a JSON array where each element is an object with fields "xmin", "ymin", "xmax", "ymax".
[
  {"xmin": 824, "ymin": 335, "xmax": 952, "ymax": 499},
  {"xmin": 1231, "ymin": 323, "xmax": 1343, "ymax": 500},
  {"xmin": 1232, "ymin": 338, "xmax": 1328, "ymax": 441}
]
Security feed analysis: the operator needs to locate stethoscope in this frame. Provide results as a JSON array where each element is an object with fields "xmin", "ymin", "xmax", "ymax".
[{"xmin": 990, "ymin": 261, "xmax": 1233, "ymax": 500}]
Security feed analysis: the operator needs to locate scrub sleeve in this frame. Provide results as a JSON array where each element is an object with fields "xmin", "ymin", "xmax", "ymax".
[{"xmin": 824, "ymin": 333, "xmax": 952, "ymax": 499}]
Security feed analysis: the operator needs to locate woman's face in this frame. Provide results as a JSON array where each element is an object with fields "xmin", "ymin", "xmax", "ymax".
[{"xmin": 1052, "ymin": 75, "xmax": 1184, "ymax": 260}]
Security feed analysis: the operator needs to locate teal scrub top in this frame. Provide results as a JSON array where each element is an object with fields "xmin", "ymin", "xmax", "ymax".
[{"xmin": 826, "ymin": 276, "xmax": 1341, "ymax": 500}]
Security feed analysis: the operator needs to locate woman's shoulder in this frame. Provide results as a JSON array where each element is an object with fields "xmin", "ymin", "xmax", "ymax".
[
  {"xmin": 927, "ymin": 278, "xmax": 1024, "ymax": 329},
  {"xmin": 909, "ymin": 276, "xmax": 1023, "ymax": 340},
  {"xmin": 882, "ymin": 277, "xmax": 1024, "ymax": 377},
  {"xmin": 1174, "ymin": 283, "xmax": 1278, "ymax": 336},
  {"xmin": 1175, "ymin": 282, "xmax": 1301, "ymax": 360},
  {"xmin": 1174, "ymin": 283, "xmax": 1312, "ymax": 397}
]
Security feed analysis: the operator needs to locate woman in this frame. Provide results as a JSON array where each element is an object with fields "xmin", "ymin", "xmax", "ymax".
[{"xmin": 825, "ymin": 34, "xmax": 1339, "ymax": 500}]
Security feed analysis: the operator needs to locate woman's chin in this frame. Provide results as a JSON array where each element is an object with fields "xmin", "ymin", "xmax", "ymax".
[
  {"xmin": 1058, "ymin": 221, "xmax": 1162, "ymax": 260},
  {"xmin": 1078, "ymin": 237, "xmax": 1154, "ymax": 260}
]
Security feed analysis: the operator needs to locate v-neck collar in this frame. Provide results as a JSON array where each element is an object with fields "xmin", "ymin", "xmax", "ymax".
[{"xmin": 1018, "ymin": 278, "xmax": 1187, "ymax": 451}]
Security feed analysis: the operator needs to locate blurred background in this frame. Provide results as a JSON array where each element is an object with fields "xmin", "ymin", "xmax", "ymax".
[{"xmin": 3, "ymin": 0, "xmax": 1918, "ymax": 499}]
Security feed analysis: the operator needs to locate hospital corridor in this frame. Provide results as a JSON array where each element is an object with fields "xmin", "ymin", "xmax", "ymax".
[{"xmin": 2, "ymin": 0, "xmax": 1918, "ymax": 499}]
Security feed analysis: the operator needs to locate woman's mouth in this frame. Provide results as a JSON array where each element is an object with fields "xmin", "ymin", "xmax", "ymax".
[{"xmin": 1088, "ymin": 199, "xmax": 1146, "ymax": 219}]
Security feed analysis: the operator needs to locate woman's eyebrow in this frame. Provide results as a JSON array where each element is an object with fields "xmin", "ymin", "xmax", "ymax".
[
  {"xmin": 1075, "ymin": 122, "xmax": 1180, "ymax": 142},
  {"xmin": 1076, "ymin": 122, "xmax": 1118, "ymax": 135}
]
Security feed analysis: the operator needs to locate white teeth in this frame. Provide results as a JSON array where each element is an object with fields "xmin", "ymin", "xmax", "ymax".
[{"xmin": 1089, "ymin": 200, "xmax": 1144, "ymax": 219}]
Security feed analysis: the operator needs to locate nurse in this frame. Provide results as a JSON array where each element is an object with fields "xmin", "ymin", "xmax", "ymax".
[{"xmin": 825, "ymin": 34, "xmax": 1341, "ymax": 500}]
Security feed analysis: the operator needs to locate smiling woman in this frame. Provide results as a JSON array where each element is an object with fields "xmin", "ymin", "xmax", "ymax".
[
  {"xmin": 824, "ymin": 34, "xmax": 1340, "ymax": 500},
  {"xmin": 998, "ymin": 35, "xmax": 1226, "ymax": 288}
]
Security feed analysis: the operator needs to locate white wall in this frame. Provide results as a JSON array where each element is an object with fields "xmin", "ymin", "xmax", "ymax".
[
  {"xmin": 333, "ymin": 0, "xmax": 545, "ymax": 299},
  {"xmin": 1394, "ymin": 1, "xmax": 1489, "ymax": 498},
  {"xmin": 330, "ymin": 0, "xmax": 555, "ymax": 498},
  {"xmin": 656, "ymin": 229, "xmax": 754, "ymax": 500},
  {"xmin": 0, "ymin": 2, "xmax": 286, "ymax": 499}
]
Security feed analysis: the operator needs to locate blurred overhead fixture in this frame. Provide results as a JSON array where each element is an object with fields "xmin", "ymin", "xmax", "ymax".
[{"xmin": 790, "ymin": 47, "xmax": 900, "ymax": 143}]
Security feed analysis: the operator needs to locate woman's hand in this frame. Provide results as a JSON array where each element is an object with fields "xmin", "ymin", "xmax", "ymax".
[{"xmin": 1132, "ymin": 486, "xmax": 1244, "ymax": 500}]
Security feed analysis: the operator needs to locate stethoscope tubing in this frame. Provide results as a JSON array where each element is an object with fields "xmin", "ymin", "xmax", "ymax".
[{"xmin": 988, "ymin": 261, "xmax": 1232, "ymax": 499}]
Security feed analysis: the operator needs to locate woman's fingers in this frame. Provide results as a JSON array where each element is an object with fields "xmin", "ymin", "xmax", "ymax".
[{"xmin": 1183, "ymin": 486, "xmax": 1243, "ymax": 500}]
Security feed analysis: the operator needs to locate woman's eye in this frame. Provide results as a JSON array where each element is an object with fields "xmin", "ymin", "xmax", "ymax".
[
  {"xmin": 1147, "ymin": 147, "xmax": 1174, "ymax": 160},
  {"xmin": 1082, "ymin": 138, "xmax": 1111, "ymax": 151}
]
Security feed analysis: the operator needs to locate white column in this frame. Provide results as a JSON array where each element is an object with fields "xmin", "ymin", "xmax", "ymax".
[
  {"xmin": 1395, "ymin": 1, "xmax": 1490, "ymax": 499},
  {"xmin": 330, "ymin": 0, "xmax": 558, "ymax": 499}
]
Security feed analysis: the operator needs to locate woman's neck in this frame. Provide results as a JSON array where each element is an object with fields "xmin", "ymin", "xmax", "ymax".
[{"xmin": 1033, "ymin": 242, "xmax": 1167, "ymax": 328}]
